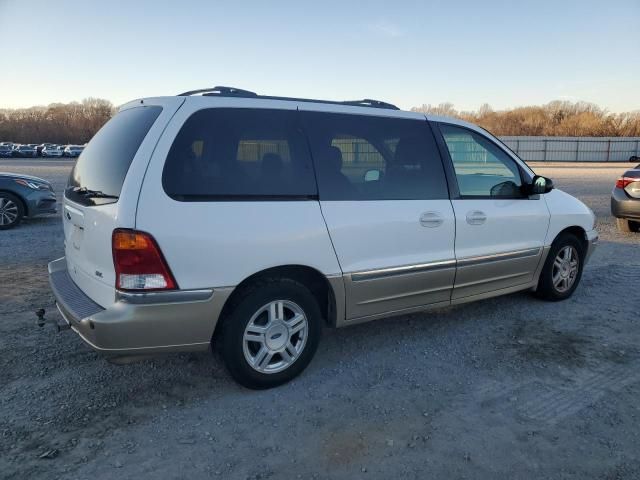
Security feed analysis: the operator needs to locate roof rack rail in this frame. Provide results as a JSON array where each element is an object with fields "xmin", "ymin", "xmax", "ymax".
[
  {"xmin": 177, "ymin": 86, "xmax": 399, "ymax": 110},
  {"xmin": 341, "ymin": 99, "xmax": 399, "ymax": 110},
  {"xmin": 177, "ymin": 86, "xmax": 258, "ymax": 97}
]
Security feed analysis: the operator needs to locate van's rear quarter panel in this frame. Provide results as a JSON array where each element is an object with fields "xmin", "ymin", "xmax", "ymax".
[{"xmin": 135, "ymin": 200, "xmax": 342, "ymax": 289}]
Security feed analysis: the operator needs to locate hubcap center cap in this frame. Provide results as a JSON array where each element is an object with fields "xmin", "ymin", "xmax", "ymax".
[{"xmin": 265, "ymin": 322, "xmax": 289, "ymax": 350}]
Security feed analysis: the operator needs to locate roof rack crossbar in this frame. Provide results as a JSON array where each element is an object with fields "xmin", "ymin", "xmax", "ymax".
[{"xmin": 177, "ymin": 87, "xmax": 399, "ymax": 110}]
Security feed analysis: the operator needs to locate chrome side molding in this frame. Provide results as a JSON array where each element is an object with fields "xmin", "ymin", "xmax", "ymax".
[
  {"xmin": 350, "ymin": 259, "xmax": 456, "ymax": 282},
  {"xmin": 348, "ymin": 247, "xmax": 542, "ymax": 282},
  {"xmin": 456, "ymin": 247, "xmax": 541, "ymax": 268}
]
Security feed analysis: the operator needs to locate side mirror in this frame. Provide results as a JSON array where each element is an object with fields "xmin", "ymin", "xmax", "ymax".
[
  {"xmin": 530, "ymin": 175, "xmax": 554, "ymax": 195},
  {"xmin": 364, "ymin": 169, "xmax": 380, "ymax": 182}
]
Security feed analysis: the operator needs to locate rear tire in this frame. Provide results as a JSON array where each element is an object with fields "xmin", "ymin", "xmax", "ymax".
[
  {"xmin": 0, "ymin": 192, "xmax": 24, "ymax": 230},
  {"xmin": 535, "ymin": 233, "xmax": 584, "ymax": 301},
  {"xmin": 616, "ymin": 218, "xmax": 640, "ymax": 233},
  {"xmin": 218, "ymin": 277, "xmax": 322, "ymax": 389}
]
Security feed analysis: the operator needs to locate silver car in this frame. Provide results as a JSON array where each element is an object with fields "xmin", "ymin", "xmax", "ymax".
[{"xmin": 41, "ymin": 145, "xmax": 64, "ymax": 158}]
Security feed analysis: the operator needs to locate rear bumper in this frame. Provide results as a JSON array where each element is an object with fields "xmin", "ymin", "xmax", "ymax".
[
  {"xmin": 48, "ymin": 257, "xmax": 233, "ymax": 359},
  {"xmin": 611, "ymin": 188, "xmax": 640, "ymax": 220}
]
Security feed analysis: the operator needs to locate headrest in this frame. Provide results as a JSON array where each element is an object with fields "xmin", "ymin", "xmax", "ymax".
[
  {"xmin": 325, "ymin": 146, "xmax": 343, "ymax": 172},
  {"xmin": 394, "ymin": 136, "xmax": 423, "ymax": 167}
]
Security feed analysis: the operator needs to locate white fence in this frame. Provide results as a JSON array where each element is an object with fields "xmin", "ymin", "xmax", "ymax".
[{"xmin": 499, "ymin": 137, "xmax": 640, "ymax": 162}]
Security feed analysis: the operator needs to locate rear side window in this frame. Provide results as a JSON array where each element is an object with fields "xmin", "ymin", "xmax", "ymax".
[
  {"xmin": 67, "ymin": 106, "xmax": 162, "ymax": 204},
  {"xmin": 162, "ymin": 108, "xmax": 316, "ymax": 200},
  {"xmin": 301, "ymin": 112, "xmax": 448, "ymax": 200}
]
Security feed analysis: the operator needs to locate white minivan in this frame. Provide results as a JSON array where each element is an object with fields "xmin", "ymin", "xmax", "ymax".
[{"xmin": 49, "ymin": 87, "xmax": 598, "ymax": 389}]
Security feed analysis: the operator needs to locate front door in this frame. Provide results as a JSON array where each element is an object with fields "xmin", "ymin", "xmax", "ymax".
[
  {"xmin": 300, "ymin": 109, "xmax": 456, "ymax": 320},
  {"xmin": 436, "ymin": 123, "xmax": 550, "ymax": 300}
]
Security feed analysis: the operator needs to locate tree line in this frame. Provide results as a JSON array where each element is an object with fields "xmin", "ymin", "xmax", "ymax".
[
  {"xmin": 1, "ymin": 98, "xmax": 639, "ymax": 144},
  {"xmin": 411, "ymin": 101, "xmax": 640, "ymax": 137},
  {"xmin": 0, "ymin": 98, "xmax": 114, "ymax": 144}
]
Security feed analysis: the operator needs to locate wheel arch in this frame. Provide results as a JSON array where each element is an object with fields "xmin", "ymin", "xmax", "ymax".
[
  {"xmin": 213, "ymin": 264, "xmax": 341, "ymax": 339},
  {"xmin": 551, "ymin": 225, "xmax": 588, "ymax": 255}
]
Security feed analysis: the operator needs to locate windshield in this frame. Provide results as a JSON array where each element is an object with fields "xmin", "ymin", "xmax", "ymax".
[{"xmin": 66, "ymin": 106, "xmax": 162, "ymax": 205}]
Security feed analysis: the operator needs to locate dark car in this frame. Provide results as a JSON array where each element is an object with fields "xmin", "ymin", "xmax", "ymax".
[
  {"xmin": 12, "ymin": 144, "xmax": 38, "ymax": 158},
  {"xmin": 0, "ymin": 144, "xmax": 13, "ymax": 158},
  {"xmin": 0, "ymin": 172, "xmax": 57, "ymax": 229},
  {"xmin": 611, "ymin": 165, "xmax": 640, "ymax": 232}
]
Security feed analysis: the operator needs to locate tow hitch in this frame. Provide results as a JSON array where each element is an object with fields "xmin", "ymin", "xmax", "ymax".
[{"xmin": 35, "ymin": 308, "xmax": 71, "ymax": 332}]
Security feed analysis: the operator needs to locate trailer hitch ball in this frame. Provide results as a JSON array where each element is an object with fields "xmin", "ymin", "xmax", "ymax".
[
  {"xmin": 36, "ymin": 308, "xmax": 46, "ymax": 328},
  {"xmin": 35, "ymin": 308, "xmax": 70, "ymax": 332}
]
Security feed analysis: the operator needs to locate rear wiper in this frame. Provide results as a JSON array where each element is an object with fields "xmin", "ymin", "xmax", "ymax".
[{"xmin": 73, "ymin": 187, "xmax": 119, "ymax": 199}]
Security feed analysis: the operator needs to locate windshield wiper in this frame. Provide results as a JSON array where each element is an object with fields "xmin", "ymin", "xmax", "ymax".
[{"xmin": 72, "ymin": 187, "xmax": 119, "ymax": 199}]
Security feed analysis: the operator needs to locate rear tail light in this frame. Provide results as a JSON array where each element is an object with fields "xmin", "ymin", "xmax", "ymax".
[
  {"xmin": 112, "ymin": 229, "xmax": 177, "ymax": 291},
  {"xmin": 616, "ymin": 177, "xmax": 636, "ymax": 189}
]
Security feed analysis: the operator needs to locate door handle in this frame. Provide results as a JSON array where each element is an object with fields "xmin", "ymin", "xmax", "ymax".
[
  {"xmin": 420, "ymin": 211, "xmax": 444, "ymax": 228},
  {"xmin": 466, "ymin": 210, "xmax": 487, "ymax": 225}
]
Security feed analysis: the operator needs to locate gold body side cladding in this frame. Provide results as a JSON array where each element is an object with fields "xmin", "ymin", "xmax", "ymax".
[{"xmin": 344, "ymin": 263, "xmax": 455, "ymax": 319}]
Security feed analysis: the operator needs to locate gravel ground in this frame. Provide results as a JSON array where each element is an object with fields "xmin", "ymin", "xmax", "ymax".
[{"xmin": 1, "ymin": 159, "xmax": 639, "ymax": 480}]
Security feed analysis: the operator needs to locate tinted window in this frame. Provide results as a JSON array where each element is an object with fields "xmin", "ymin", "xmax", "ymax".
[
  {"xmin": 67, "ymin": 106, "xmax": 162, "ymax": 204},
  {"xmin": 302, "ymin": 112, "xmax": 447, "ymax": 200},
  {"xmin": 163, "ymin": 108, "xmax": 316, "ymax": 200},
  {"xmin": 439, "ymin": 124, "xmax": 523, "ymax": 198}
]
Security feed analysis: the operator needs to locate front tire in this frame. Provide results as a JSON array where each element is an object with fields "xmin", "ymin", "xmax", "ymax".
[
  {"xmin": 218, "ymin": 278, "xmax": 322, "ymax": 389},
  {"xmin": 0, "ymin": 192, "xmax": 24, "ymax": 230},
  {"xmin": 535, "ymin": 233, "xmax": 584, "ymax": 301}
]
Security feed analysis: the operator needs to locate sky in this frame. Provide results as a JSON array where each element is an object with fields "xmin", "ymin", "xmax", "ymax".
[{"xmin": 0, "ymin": 0, "xmax": 638, "ymax": 112}]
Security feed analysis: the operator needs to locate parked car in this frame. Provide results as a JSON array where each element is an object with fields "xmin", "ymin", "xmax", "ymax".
[
  {"xmin": 41, "ymin": 145, "xmax": 64, "ymax": 158},
  {"xmin": 48, "ymin": 87, "xmax": 598, "ymax": 389},
  {"xmin": 0, "ymin": 144, "xmax": 13, "ymax": 158},
  {"xmin": 36, "ymin": 143, "xmax": 55, "ymax": 155},
  {"xmin": 611, "ymin": 166, "xmax": 640, "ymax": 232},
  {"xmin": 63, "ymin": 145, "xmax": 84, "ymax": 157},
  {"xmin": 0, "ymin": 172, "xmax": 56, "ymax": 229},
  {"xmin": 12, "ymin": 144, "xmax": 38, "ymax": 157}
]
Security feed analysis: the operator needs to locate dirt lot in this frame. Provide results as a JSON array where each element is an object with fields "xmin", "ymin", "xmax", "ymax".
[{"xmin": 1, "ymin": 159, "xmax": 639, "ymax": 480}]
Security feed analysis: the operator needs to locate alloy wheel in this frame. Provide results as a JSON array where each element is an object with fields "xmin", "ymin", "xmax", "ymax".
[
  {"xmin": 552, "ymin": 245, "xmax": 579, "ymax": 293},
  {"xmin": 242, "ymin": 300, "xmax": 308, "ymax": 374},
  {"xmin": 0, "ymin": 197, "xmax": 19, "ymax": 226}
]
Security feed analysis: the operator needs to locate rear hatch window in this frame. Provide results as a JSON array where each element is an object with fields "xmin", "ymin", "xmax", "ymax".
[{"xmin": 66, "ymin": 106, "xmax": 162, "ymax": 206}]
